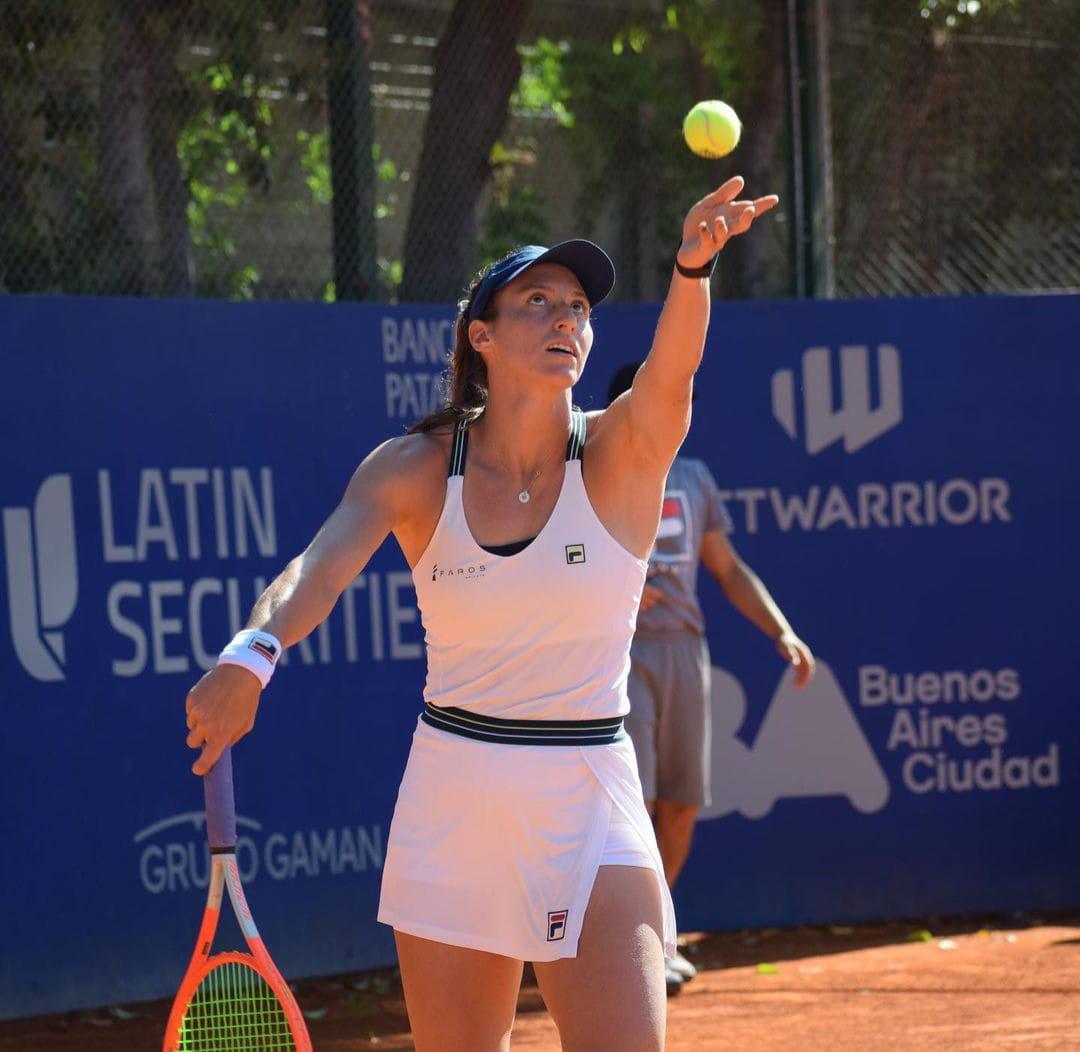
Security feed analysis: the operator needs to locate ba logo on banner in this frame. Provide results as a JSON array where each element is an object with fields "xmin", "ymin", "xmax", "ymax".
[
  {"xmin": 547, "ymin": 909, "xmax": 568, "ymax": 941},
  {"xmin": 701, "ymin": 660, "xmax": 890, "ymax": 821},
  {"xmin": 772, "ymin": 345, "xmax": 903, "ymax": 455},
  {"xmin": 3, "ymin": 475, "xmax": 78, "ymax": 681}
]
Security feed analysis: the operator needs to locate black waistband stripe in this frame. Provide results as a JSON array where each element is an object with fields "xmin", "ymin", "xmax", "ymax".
[{"xmin": 421, "ymin": 702, "xmax": 624, "ymax": 746}]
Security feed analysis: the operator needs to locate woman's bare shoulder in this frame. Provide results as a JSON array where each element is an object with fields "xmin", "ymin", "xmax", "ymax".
[
  {"xmin": 355, "ymin": 429, "xmax": 453, "ymax": 550},
  {"xmin": 363, "ymin": 428, "xmax": 453, "ymax": 490},
  {"xmin": 335, "ymin": 428, "xmax": 452, "ymax": 529}
]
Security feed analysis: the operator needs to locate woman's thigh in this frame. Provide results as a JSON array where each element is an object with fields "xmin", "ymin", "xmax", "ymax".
[
  {"xmin": 394, "ymin": 930, "xmax": 524, "ymax": 1052},
  {"xmin": 532, "ymin": 865, "xmax": 666, "ymax": 1052}
]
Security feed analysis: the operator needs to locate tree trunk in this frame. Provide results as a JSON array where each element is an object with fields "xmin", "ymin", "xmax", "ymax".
[
  {"xmin": 715, "ymin": 5, "xmax": 787, "ymax": 300},
  {"xmin": 325, "ymin": 0, "xmax": 377, "ymax": 300},
  {"xmin": 98, "ymin": 1, "xmax": 152, "ymax": 295},
  {"xmin": 146, "ymin": 13, "xmax": 193, "ymax": 297},
  {"xmin": 400, "ymin": 0, "xmax": 532, "ymax": 302}
]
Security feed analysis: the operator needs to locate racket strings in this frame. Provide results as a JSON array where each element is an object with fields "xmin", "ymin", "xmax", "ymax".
[{"xmin": 177, "ymin": 959, "xmax": 298, "ymax": 1050}]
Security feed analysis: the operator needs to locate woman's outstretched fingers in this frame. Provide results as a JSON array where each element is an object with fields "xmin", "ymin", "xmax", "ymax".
[
  {"xmin": 733, "ymin": 203, "xmax": 756, "ymax": 234},
  {"xmin": 705, "ymin": 175, "xmax": 744, "ymax": 204},
  {"xmin": 753, "ymin": 194, "xmax": 780, "ymax": 214}
]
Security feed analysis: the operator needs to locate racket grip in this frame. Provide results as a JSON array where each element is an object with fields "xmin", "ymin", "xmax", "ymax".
[{"xmin": 203, "ymin": 746, "xmax": 237, "ymax": 850}]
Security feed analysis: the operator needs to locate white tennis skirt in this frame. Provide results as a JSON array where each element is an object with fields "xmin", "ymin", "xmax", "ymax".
[{"xmin": 377, "ymin": 716, "xmax": 677, "ymax": 962}]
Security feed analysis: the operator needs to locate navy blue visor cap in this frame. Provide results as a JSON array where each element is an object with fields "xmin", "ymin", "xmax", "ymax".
[{"xmin": 467, "ymin": 239, "xmax": 616, "ymax": 323}]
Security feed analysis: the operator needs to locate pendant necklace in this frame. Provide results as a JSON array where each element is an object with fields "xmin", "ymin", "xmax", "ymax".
[
  {"xmin": 518, "ymin": 469, "xmax": 543, "ymax": 504},
  {"xmin": 508, "ymin": 436, "xmax": 566, "ymax": 504},
  {"xmin": 491, "ymin": 419, "xmax": 572, "ymax": 504}
]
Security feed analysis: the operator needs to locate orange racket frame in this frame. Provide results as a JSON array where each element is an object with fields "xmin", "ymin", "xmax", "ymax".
[{"xmin": 163, "ymin": 748, "xmax": 312, "ymax": 1051}]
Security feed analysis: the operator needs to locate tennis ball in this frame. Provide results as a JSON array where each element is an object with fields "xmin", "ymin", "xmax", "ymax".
[{"xmin": 683, "ymin": 100, "xmax": 741, "ymax": 159}]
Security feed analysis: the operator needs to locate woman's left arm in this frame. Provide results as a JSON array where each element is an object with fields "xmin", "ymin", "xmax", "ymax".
[{"xmin": 616, "ymin": 176, "xmax": 778, "ymax": 467}]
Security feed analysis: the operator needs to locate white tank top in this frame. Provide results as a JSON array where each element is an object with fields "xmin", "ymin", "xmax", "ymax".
[{"xmin": 412, "ymin": 410, "xmax": 648, "ymax": 720}]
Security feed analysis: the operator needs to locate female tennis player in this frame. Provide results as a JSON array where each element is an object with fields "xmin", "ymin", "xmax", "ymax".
[{"xmin": 185, "ymin": 174, "xmax": 777, "ymax": 1051}]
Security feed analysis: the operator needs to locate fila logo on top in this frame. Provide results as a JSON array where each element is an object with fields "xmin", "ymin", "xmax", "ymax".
[
  {"xmin": 772, "ymin": 345, "xmax": 903, "ymax": 455},
  {"xmin": 565, "ymin": 544, "xmax": 586, "ymax": 565},
  {"xmin": 3, "ymin": 475, "xmax": 79, "ymax": 682}
]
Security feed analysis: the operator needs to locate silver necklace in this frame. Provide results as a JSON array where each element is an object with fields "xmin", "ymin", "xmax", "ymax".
[
  {"xmin": 518, "ymin": 468, "xmax": 543, "ymax": 504},
  {"xmin": 505, "ymin": 434, "xmax": 567, "ymax": 504}
]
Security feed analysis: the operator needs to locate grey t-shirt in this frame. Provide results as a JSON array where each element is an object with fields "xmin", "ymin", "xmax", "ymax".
[{"xmin": 636, "ymin": 457, "xmax": 732, "ymax": 637}]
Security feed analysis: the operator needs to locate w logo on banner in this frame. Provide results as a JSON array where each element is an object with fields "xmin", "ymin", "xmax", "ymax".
[
  {"xmin": 772, "ymin": 345, "xmax": 902, "ymax": 455},
  {"xmin": 3, "ymin": 476, "xmax": 78, "ymax": 682},
  {"xmin": 547, "ymin": 909, "xmax": 568, "ymax": 941}
]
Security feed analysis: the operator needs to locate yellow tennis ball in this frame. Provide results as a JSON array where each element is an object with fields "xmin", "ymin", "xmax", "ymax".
[{"xmin": 683, "ymin": 100, "xmax": 742, "ymax": 159}]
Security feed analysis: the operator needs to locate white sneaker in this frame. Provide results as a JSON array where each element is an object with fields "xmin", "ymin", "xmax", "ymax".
[{"xmin": 669, "ymin": 949, "xmax": 697, "ymax": 981}]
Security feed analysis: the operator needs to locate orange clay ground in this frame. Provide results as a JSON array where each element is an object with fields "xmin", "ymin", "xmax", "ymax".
[{"xmin": 3, "ymin": 913, "xmax": 1077, "ymax": 1051}]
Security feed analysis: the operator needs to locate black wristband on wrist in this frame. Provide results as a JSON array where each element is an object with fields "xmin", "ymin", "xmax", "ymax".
[{"xmin": 674, "ymin": 249, "xmax": 718, "ymax": 279}]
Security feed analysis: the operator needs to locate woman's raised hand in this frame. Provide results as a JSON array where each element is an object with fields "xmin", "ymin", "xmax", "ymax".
[{"xmin": 677, "ymin": 176, "xmax": 779, "ymax": 270}]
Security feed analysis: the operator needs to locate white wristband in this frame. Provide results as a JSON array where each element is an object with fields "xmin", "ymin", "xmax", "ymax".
[{"xmin": 217, "ymin": 629, "xmax": 283, "ymax": 690}]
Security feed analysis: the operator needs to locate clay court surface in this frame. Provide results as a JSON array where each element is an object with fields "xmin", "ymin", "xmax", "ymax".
[{"xmin": 3, "ymin": 914, "xmax": 1077, "ymax": 1051}]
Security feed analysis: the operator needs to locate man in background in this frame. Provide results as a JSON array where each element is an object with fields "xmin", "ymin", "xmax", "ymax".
[{"xmin": 608, "ymin": 362, "xmax": 816, "ymax": 994}]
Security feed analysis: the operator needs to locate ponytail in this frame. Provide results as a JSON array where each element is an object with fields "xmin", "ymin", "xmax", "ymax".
[{"xmin": 406, "ymin": 256, "xmax": 508, "ymax": 435}]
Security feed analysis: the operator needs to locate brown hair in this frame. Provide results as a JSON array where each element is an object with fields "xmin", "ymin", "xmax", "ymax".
[{"xmin": 406, "ymin": 256, "xmax": 508, "ymax": 435}]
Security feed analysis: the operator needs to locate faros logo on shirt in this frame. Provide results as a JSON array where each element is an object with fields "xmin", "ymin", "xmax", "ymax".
[{"xmin": 430, "ymin": 562, "xmax": 487, "ymax": 582}]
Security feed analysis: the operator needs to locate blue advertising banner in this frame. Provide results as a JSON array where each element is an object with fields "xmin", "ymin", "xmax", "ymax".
[{"xmin": 1, "ymin": 291, "xmax": 1077, "ymax": 1019}]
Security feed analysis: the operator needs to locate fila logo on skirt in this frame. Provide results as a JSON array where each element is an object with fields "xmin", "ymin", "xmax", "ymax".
[
  {"xmin": 547, "ymin": 909, "xmax": 569, "ymax": 941},
  {"xmin": 565, "ymin": 544, "xmax": 586, "ymax": 565}
]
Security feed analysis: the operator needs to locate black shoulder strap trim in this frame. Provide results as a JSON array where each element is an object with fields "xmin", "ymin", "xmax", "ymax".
[
  {"xmin": 566, "ymin": 409, "xmax": 586, "ymax": 461},
  {"xmin": 448, "ymin": 417, "xmax": 470, "ymax": 477}
]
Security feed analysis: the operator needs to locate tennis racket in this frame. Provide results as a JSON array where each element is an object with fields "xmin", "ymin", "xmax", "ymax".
[{"xmin": 163, "ymin": 747, "xmax": 312, "ymax": 1051}]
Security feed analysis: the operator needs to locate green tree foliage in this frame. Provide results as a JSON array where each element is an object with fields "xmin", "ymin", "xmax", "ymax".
[
  {"xmin": 179, "ymin": 63, "xmax": 276, "ymax": 298},
  {"xmin": 473, "ymin": 38, "xmax": 574, "ymax": 266},
  {"xmin": 2, "ymin": 0, "xmax": 1074, "ymax": 300},
  {"xmin": 487, "ymin": 2, "xmax": 772, "ymax": 298},
  {"xmin": 0, "ymin": 0, "xmax": 406, "ymax": 298}
]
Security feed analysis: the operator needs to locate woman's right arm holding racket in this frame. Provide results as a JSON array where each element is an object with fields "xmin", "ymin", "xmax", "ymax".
[{"xmin": 184, "ymin": 434, "xmax": 442, "ymax": 775}]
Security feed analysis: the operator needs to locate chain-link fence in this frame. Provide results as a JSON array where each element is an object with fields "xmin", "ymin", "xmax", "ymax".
[
  {"xmin": 0, "ymin": 0, "xmax": 1076, "ymax": 303},
  {"xmin": 829, "ymin": 0, "xmax": 1079, "ymax": 297}
]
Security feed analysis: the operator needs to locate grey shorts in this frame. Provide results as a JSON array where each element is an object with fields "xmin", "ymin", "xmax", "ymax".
[{"xmin": 624, "ymin": 632, "xmax": 711, "ymax": 807}]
